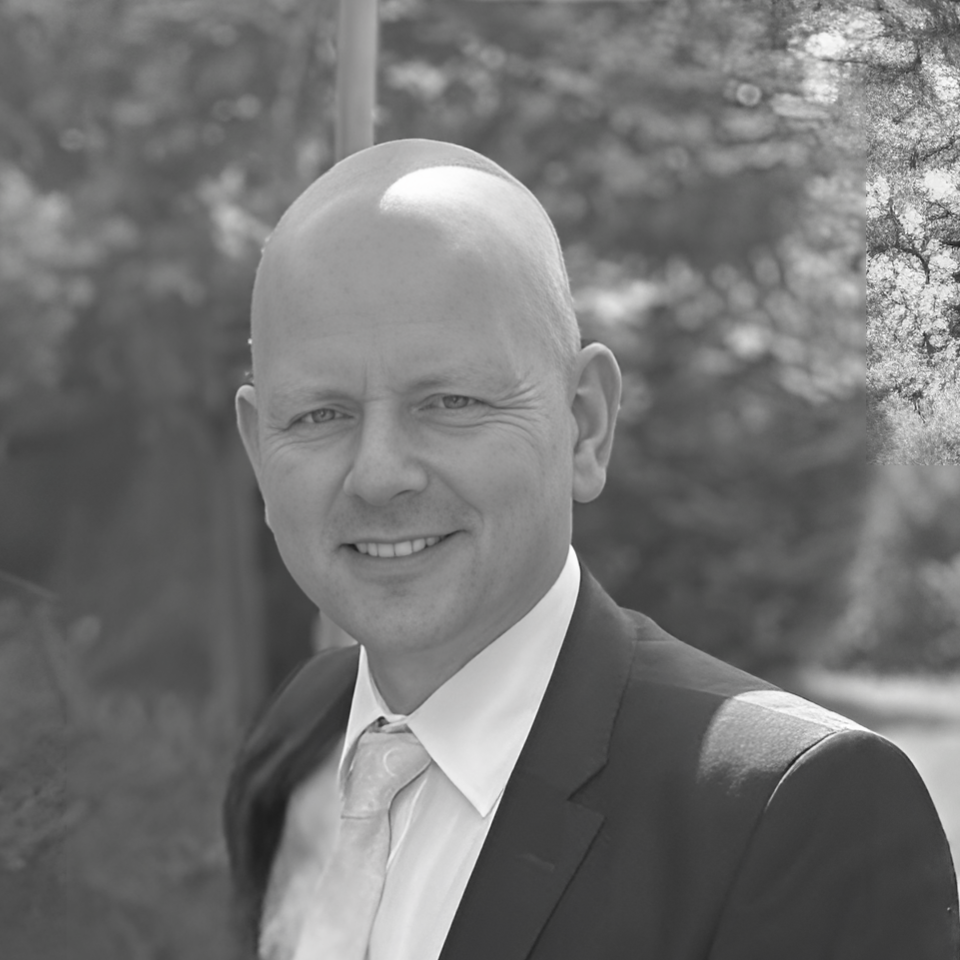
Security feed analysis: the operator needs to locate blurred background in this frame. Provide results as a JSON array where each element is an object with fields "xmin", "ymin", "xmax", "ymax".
[{"xmin": 0, "ymin": 0, "xmax": 957, "ymax": 956}]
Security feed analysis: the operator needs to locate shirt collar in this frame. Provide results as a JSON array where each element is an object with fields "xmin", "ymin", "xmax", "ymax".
[{"xmin": 339, "ymin": 545, "xmax": 581, "ymax": 816}]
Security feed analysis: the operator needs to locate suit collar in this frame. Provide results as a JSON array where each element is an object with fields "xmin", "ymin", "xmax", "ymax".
[{"xmin": 438, "ymin": 561, "xmax": 638, "ymax": 960}]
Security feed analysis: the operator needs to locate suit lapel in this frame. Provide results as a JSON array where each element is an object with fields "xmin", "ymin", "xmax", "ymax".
[
  {"xmin": 439, "ymin": 565, "xmax": 638, "ymax": 960},
  {"xmin": 223, "ymin": 644, "xmax": 360, "ymax": 943}
]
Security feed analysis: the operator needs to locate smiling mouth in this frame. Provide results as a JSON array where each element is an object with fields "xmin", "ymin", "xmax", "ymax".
[{"xmin": 350, "ymin": 534, "xmax": 452, "ymax": 559}]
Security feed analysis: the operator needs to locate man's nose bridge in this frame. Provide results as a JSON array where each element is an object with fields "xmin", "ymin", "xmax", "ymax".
[
  {"xmin": 346, "ymin": 402, "xmax": 424, "ymax": 498},
  {"xmin": 354, "ymin": 402, "xmax": 411, "ymax": 468}
]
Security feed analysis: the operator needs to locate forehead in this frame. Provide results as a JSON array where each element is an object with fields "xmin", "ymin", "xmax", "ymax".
[
  {"xmin": 258, "ymin": 319, "xmax": 537, "ymax": 420},
  {"xmin": 253, "ymin": 237, "xmax": 544, "ymax": 403},
  {"xmin": 252, "ymin": 185, "xmax": 547, "ymax": 378},
  {"xmin": 264, "ymin": 330, "xmax": 528, "ymax": 413}
]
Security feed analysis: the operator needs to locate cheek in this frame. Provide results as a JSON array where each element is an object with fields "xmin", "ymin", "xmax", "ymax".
[
  {"xmin": 458, "ymin": 427, "xmax": 570, "ymax": 526},
  {"xmin": 260, "ymin": 449, "xmax": 337, "ymax": 525},
  {"xmin": 521, "ymin": 416, "xmax": 574, "ymax": 495}
]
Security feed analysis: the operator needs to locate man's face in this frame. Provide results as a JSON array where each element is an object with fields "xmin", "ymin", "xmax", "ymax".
[{"xmin": 241, "ymin": 203, "xmax": 577, "ymax": 670}]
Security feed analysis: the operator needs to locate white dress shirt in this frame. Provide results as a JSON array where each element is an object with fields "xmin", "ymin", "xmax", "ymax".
[{"xmin": 260, "ymin": 545, "xmax": 581, "ymax": 960}]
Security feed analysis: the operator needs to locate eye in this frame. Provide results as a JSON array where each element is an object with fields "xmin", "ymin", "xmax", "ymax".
[
  {"xmin": 436, "ymin": 395, "xmax": 479, "ymax": 410},
  {"xmin": 296, "ymin": 408, "xmax": 343, "ymax": 425}
]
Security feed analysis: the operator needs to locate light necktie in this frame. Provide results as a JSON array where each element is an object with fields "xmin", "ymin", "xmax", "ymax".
[{"xmin": 292, "ymin": 725, "xmax": 430, "ymax": 960}]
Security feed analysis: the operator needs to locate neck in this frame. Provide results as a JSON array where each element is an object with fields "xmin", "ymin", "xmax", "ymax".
[{"xmin": 365, "ymin": 639, "xmax": 487, "ymax": 715}]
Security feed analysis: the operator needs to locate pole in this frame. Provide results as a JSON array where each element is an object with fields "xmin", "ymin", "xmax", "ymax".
[{"xmin": 335, "ymin": 0, "xmax": 379, "ymax": 161}]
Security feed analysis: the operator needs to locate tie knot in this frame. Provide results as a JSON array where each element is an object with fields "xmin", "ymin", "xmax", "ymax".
[{"xmin": 342, "ymin": 727, "xmax": 430, "ymax": 818}]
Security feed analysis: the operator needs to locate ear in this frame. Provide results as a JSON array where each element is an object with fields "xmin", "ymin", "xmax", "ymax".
[
  {"xmin": 569, "ymin": 342, "xmax": 622, "ymax": 504},
  {"xmin": 236, "ymin": 383, "xmax": 272, "ymax": 527},
  {"xmin": 236, "ymin": 383, "xmax": 261, "ymax": 475}
]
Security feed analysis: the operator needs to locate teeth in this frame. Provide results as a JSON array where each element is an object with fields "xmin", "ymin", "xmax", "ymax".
[{"xmin": 356, "ymin": 535, "xmax": 444, "ymax": 558}]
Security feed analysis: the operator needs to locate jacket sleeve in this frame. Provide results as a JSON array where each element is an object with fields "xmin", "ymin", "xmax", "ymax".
[{"xmin": 708, "ymin": 728, "xmax": 959, "ymax": 960}]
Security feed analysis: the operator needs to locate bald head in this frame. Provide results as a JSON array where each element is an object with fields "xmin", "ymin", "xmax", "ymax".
[{"xmin": 251, "ymin": 139, "xmax": 580, "ymax": 383}]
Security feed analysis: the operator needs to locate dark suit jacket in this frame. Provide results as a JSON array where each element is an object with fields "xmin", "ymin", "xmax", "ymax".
[{"xmin": 224, "ymin": 564, "xmax": 960, "ymax": 959}]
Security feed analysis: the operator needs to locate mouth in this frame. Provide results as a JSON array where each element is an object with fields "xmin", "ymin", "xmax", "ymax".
[{"xmin": 347, "ymin": 533, "xmax": 454, "ymax": 559}]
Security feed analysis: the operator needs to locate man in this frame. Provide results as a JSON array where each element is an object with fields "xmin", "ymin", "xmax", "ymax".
[{"xmin": 225, "ymin": 138, "xmax": 958, "ymax": 960}]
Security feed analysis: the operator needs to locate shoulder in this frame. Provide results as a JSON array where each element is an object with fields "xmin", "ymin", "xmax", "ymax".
[
  {"xmin": 611, "ymin": 607, "xmax": 881, "ymax": 790},
  {"xmin": 600, "ymin": 608, "xmax": 956, "ymax": 903},
  {"xmin": 568, "ymin": 567, "xmax": 878, "ymax": 788},
  {"xmin": 229, "ymin": 647, "xmax": 359, "ymax": 792}
]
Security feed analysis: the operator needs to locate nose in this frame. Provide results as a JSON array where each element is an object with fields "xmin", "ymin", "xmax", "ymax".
[{"xmin": 342, "ymin": 406, "xmax": 429, "ymax": 505}]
